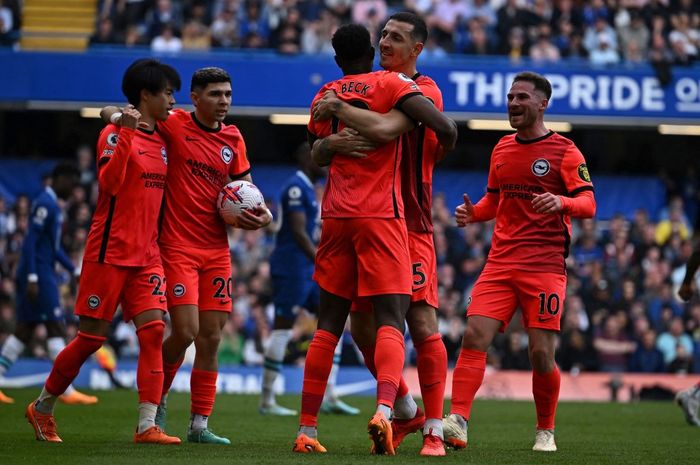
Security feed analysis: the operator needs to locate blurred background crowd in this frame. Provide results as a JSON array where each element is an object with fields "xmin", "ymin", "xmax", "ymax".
[
  {"xmin": 0, "ymin": 144, "xmax": 699, "ymax": 376},
  {"xmin": 0, "ymin": 0, "xmax": 699, "ymax": 71}
]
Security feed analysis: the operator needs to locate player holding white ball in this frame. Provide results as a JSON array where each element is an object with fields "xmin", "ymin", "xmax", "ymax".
[
  {"xmin": 218, "ymin": 180, "xmax": 267, "ymax": 227},
  {"xmin": 102, "ymin": 67, "xmax": 271, "ymax": 444}
]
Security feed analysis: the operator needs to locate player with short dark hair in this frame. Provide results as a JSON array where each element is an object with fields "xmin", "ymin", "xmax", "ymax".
[
  {"xmin": 293, "ymin": 23, "xmax": 457, "ymax": 455},
  {"xmin": 26, "ymin": 58, "xmax": 181, "ymax": 444},
  {"xmin": 443, "ymin": 71, "xmax": 596, "ymax": 452},
  {"xmin": 259, "ymin": 143, "xmax": 359, "ymax": 417},
  {"xmin": 309, "ymin": 11, "xmax": 451, "ymax": 456},
  {"xmin": 103, "ymin": 66, "xmax": 272, "ymax": 445},
  {"xmin": 0, "ymin": 163, "xmax": 94, "ymax": 406}
]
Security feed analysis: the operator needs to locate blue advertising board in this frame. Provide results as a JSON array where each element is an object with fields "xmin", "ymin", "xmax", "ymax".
[{"xmin": 1, "ymin": 50, "xmax": 698, "ymax": 124}]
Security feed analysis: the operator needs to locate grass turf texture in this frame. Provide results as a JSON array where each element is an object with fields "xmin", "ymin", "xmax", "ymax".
[{"xmin": 0, "ymin": 389, "xmax": 697, "ymax": 465}]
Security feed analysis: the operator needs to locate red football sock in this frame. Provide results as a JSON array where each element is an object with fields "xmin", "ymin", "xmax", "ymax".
[
  {"xmin": 191, "ymin": 368, "xmax": 218, "ymax": 416},
  {"xmin": 415, "ymin": 333, "xmax": 448, "ymax": 420},
  {"xmin": 359, "ymin": 343, "xmax": 411, "ymax": 397},
  {"xmin": 136, "ymin": 320, "xmax": 165, "ymax": 405},
  {"xmin": 451, "ymin": 348, "xmax": 487, "ymax": 420},
  {"xmin": 532, "ymin": 366, "xmax": 560, "ymax": 430},
  {"xmin": 375, "ymin": 326, "xmax": 405, "ymax": 408},
  {"xmin": 45, "ymin": 331, "xmax": 105, "ymax": 396},
  {"xmin": 161, "ymin": 356, "xmax": 185, "ymax": 397},
  {"xmin": 300, "ymin": 329, "xmax": 338, "ymax": 427}
]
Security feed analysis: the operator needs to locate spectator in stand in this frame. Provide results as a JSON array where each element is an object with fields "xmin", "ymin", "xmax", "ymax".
[
  {"xmin": 90, "ymin": 17, "xmax": 120, "ymax": 46},
  {"xmin": 463, "ymin": 20, "xmax": 495, "ymax": 55},
  {"xmin": 211, "ymin": 7, "xmax": 239, "ymax": 48},
  {"xmin": 500, "ymin": 329, "xmax": 531, "ymax": 370},
  {"xmin": 656, "ymin": 198, "xmax": 692, "ymax": 245},
  {"xmin": 619, "ymin": 9, "xmax": 650, "ymax": 63},
  {"xmin": 557, "ymin": 329, "xmax": 598, "ymax": 373},
  {"xmin": 427, "ymin": 0, "xmax": 472, "ymax": 51},
  {"xmin": 529, "ymin": 23, "xmax": 561, "ymax": 62},
  {"xmin": 238, "ymin": 0, "xmax": 270, "ymax": 48},
  {"xmin": 146, "ymin": 0, "xmax": 183, "ymax": 38},
  {"xmin": 150, "ymin": 22, "xmax": 182, "ymax": 52},
  {"xmin": 593, "ymin": 314, "xmax": 636, "ymax": 372},
  {"xmin": 182, "ymin": 19, "xmax": 211, "ymax": 50},
  {"xmin": 588, "ymin": 31, "xmax": 620, "ymax": 66},
  {"xmin": 0, "ymin": 0, "xmax": 16, "ymax": 46},
  {"xmin": 351, "ymin": 0, "xmax": 387, "ymax": 28},
  {"xmin": 269, "ymin": 7, "xmax": 303, "ymax": 52},
  {"xmin": 657, "ymin": 316, "xmax": 694, "ymax": 365},
  {"xmin": 669, "ymin": 11, "xmax": 700, "ymax": 64},
  {"xmin": 628, "ymin": 329, "xmax": 665, "ymax": 373}
]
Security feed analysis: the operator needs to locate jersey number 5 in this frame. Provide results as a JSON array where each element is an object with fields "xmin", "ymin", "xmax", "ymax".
[{"xmin": 412, "ymin": 263, "xmax": 426, "ymax": 286}]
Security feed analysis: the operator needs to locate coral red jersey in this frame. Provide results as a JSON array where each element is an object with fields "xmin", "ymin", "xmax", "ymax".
[
  {"xmin": 308, "ymin": 70, "xmax": 422, "ymax": 219},
  {"xmin": 486, "ymin": 131, "xmax": 594, "ymax": 274},
  {"xmin": 83, "ymin": 125, "xmax": 168, "ymax": 266},
  {"xmin": 401, "ymin": 73, "xmax": 443, "ymax": 233},
  {"xmin": 157, "ymin": 109, "xmax": 250, "ymax": 249}
]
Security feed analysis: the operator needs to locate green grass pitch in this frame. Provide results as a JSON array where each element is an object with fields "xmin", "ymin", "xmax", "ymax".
[{"xmin": 0, "ymin": 388, "xmax": 697, "ymax": 465}]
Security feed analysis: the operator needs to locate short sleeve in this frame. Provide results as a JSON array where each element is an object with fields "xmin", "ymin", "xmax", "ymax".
[
  {"xmin": 95, "ymin": 124, "xmax": 121, "ymax": 169},
  {"xmin": 561, "ymin": 145, "xmax": 594, "ymax": 195},
  {"xmin": 486, "ymin": 147, "xmax": 500, "ymax": 193},
  {"xmin": 228, "ymin": 133, "xmax": 251, "ymax": 178},
  {"xmin": 382, "ymin": 72, "xmax": 423, "ymax": 111}
]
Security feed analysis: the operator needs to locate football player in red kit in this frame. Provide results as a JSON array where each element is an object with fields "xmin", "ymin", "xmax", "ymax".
[
  {"xmin": 443, "ymin": 72, "xmax": 596, "ymax": 453},
  {"xmin": 26, "ymin": 59, "xmax": 181, "ymax": 445}
]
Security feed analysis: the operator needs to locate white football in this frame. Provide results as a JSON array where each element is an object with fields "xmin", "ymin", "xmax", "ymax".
[{"xmin": 217, "ymin": 180, "xmax": 266, "ymax": 226}]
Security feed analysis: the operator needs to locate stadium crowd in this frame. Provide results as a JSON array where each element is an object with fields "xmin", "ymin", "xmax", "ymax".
[
  {"xmin": 0, "ymin": 0, "xmax": 699, "ymax": 70},
  {"xmin": 88, "ymin": 0, "xmax": 700, "ymax": 68},
  {"xmin": 0, "ymin": 148, "xmax": 698, "ymax": 375}
]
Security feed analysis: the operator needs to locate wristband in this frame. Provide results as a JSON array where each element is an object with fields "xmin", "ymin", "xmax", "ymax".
[{"xmin": 110, "ymin": 112, "xmax": 123, "ymax": 124}]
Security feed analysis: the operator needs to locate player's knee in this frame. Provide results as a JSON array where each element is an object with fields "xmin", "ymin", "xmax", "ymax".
[
  {"xmin": 171, "ymin": 325, "xmax": 197, "ymax": 347},
  {"xmin": 195, "ymin": 331, "xmax": 222, "ymax": 353},
  {"xmin": 529, "ymin": 347, "xmax": 555, "ymax": 373}
]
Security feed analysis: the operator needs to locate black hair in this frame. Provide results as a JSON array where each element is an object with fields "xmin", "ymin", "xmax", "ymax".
[
  {"xmin": 51, "ymin": 162, "xmax": 80, "ymax": 180},
  {"xmin": 513, "ymin": 71, "xmax": 552, "ymax": 99},
  {"xmin": 331, "ymin": 24, "xmax": 373, "ymax": 62},
  {"xmin": 191, "ymin": 67, "xmax": 231, "ymax": 92},
  {"xmin": 121, "ymin": 58, "xmax": 181, "ymax": 106},
  {"xmin": 387, "ymin": 11, "xmax": 428, "ymax": 43}
]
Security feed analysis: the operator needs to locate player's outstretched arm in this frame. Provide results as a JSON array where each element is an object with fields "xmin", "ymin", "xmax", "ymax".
[
  {"xmin": 232, "ymin": 174, "xmax": 273, "ymax": 230},
  {"xmin": 400, "ymin": 95, "xmax": 457, "ymax": 151},
  {"xmin": 313, "ymin": 91, "xmax": 413, "ymax": 144},
  {"xmin": 678, "ymin": 246, "xmax": 700, "ymax": 301},
  {"xmin": 456, "ymin": 192, "xmax": 498, "ymax": 226}
]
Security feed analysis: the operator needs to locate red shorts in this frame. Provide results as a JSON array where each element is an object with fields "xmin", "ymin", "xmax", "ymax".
[
  {"xmin": 408, "ymin": 231, "xmax": 438, "ymax": 308},
  {"xmin": 467, "ymin": 265, "xmax": 566, "ymax": 332},
  {"xmin": 75, "ymin": 260, "xmax": 167, "ymax": 322},
  {"xmin": 161, "ymin": 244, "xmax": 232, "ymax": 312},
  {"xmin": 352, "ymin": 231, "xmax": 438, "ymax": 312},
  {"xmin": 314, "ymin": 218, "xmax": 411, "ymax": 300}
]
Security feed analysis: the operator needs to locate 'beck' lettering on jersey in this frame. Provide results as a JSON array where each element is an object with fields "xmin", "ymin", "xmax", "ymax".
[
  {"xmin": 157, "ymin": 109, "xmax": 250, "ymax": 249},
  {"xmin": 308, "ymin": 71, "xmax": 422, "ymax": 219},
  {"xmin": 485, "ymin": 131, "xmax": 594, "ymax": 274}
]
